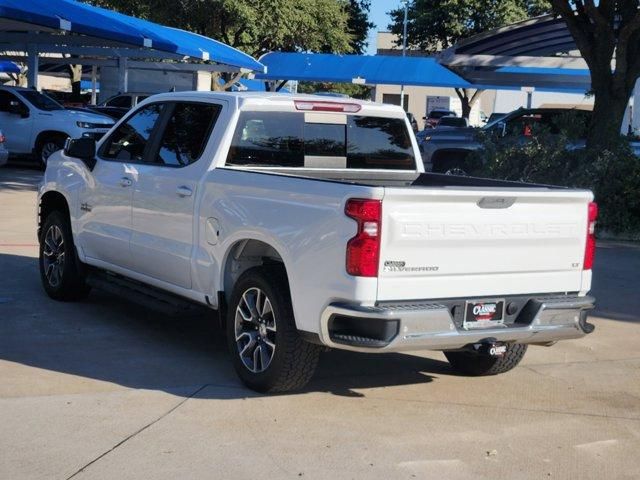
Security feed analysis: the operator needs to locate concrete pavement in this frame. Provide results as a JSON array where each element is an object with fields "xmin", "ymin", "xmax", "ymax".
[{"xmin": 1, "ymin": 166, "xmax": 639, "ymax": 480}]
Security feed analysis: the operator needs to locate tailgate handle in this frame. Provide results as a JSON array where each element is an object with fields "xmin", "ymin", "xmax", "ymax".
[{"xmin": 477, "ymin": 197, "xmax": 516, "ymax": 209}]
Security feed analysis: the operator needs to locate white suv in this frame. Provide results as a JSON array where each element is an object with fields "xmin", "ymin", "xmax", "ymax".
[{"xmin": 0, "ymin": 86, "xmax": 115, "ymax": 167}]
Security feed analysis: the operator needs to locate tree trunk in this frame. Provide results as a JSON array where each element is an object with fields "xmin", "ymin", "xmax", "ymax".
[
  {"xmin": 68, "ymin": 64, "xmax": 83, "ymax": 100},
  {"xmin": 460, "ymin": 96, "xmax": 471, "ymax": 119},
  {"xmin": 211, "ymin": 71, "xmax": 244, "ymax": 91},
  {"xmin": 587, "ymin": 90, "xmax": 629, "ymax": 149},
  {"xmin": 455, "ymin": 88, "xmax": 483, "ymax": 120},
  {"xmin": 586, "ymin": 66, "xmax": 632, "ymax": 149}
]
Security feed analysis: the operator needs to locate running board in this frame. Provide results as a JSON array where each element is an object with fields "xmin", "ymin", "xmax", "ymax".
[{"xmin": 86, "ymin": 269, "xmax": 208, "ymax": 317}]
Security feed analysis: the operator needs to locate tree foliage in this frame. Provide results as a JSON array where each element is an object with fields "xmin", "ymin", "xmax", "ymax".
[
  {"xmin": 388, "ymin": 0, "xmax": 550, "ymax": 53},
  {"xmin": 387, "ymin": 1, "xmax": 550, "ymax": 119},
  {"xmin": 346, "ymin": 0, "xmax": 375, "ymax": 54},
  {"xmin": 87, "ymin": 0, "xmax": 366, "ymax": 57},
  {"xmin": 550, "ymin": 0, "xmax": 640, "ymax": 148},
  {"xmin": 297, "ymin": 81, "xmax": 372, "ymax": 98}
]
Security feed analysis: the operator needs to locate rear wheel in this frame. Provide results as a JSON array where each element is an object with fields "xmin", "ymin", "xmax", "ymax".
[
  {"xmin": 226, "ymin": 266, "xmax": 321, "ymax": 393},
  {"xmin": 444, "ymin": 344, "xmax": 528, "ymax": 376},
  {"xmin": 39, "ymin": 211, "xmax": 90, "ymax": 301}
]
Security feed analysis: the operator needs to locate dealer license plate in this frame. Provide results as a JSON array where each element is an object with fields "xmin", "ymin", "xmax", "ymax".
[{"xmin": 463, "ymin": 299, "xmax": 505, "ymax": 329}]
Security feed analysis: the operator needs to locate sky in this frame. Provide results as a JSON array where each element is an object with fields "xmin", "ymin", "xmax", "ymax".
[{"xmin": 365, "ymin": 1, "xmax": 400, "ymax": 55}]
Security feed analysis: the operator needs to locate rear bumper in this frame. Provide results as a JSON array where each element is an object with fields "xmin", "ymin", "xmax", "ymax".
[{"xmin": 319, "ymin": 295, "xmax": 595, "ymax": 352}]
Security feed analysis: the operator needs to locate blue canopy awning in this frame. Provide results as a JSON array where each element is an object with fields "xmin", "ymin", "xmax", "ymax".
[
  {"xmin": 79, "ymin": 79, "xmax": 100, "ymax": 90},
  {"xmin": 0, "ymin": 0, "xmax": 265, "ymax": 72},
  {"xmin": 257, "ymin": 52, "xmax": 475, "ymax": 89},
  {"xmin": 0, "ymin": 60, "xmax": 19, "ymax": 73}
]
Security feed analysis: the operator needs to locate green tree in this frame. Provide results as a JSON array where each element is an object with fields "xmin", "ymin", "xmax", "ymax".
[
  {"xmin": 388, "ymin": 1, "xmax": 550, "ymax": 118},
  {"xmin": 550, "ymin": 1, "xmax": 640, "ymax": 148},
  {"xmin": 87, "ymin": 0, "xmax": 364, "ymax": 90},
  {"xmin": 346, "ymin": 0, "xmax": 375, "ymax": 54},
  {"xmin": 297, "ymin": 81, "xmax": 372, "ymax": 98},
  {"xmin": 88, "ymin": 0, "xmax": 358, "ymax": 57}
]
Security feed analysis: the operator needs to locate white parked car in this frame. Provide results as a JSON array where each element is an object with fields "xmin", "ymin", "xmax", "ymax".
[
  {"xmin": 38, "ymin": 92, "xmax": 597, "ymax": 392},
  {"xmin": 0, "ymin": 86, "xmax": 115, "ymax": 166}
]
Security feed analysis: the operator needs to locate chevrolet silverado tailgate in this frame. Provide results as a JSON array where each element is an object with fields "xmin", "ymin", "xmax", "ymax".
[{"xmin": 378, "ymin": 187, "xmax": 592, "ymax": 301}]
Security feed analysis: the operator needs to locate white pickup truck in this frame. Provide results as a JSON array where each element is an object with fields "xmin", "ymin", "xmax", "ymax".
[
  {"xmin": 37, "ymin": 92, "xmax": 597, "ymax": 392},
  {"xmin": 0, "ymin": 86, "xmax": 115, "ymax": 166}
]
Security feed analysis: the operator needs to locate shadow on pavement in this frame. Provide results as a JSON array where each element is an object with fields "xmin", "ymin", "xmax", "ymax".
[
  {"xmin": 591, "ymin": 243, "xmax": 640, "ymax": 323},
  {"xmin": 0, "ymin": 253, "xmax": 442, "ymax": 399},
  {"xmin": 0, "ymin": 164, "xmax": 43, "ymax": 192}
]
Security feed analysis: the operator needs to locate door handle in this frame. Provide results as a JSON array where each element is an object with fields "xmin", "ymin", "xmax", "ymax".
[
  {"xmin": 176, "ymin": 186, "xmax": 193, "ymax": 197},
  {"xmin": 119, "ymin": 177, "xmax": 132, "ymax": 187}
]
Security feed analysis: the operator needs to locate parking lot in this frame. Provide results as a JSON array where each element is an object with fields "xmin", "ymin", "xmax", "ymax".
[{"xmin": 1, "ymin": 165, "xmax": 639, "ymax": 480}]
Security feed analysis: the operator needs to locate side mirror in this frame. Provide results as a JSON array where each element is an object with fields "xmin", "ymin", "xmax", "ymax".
[
  {"xmin": 9, "ymin": 100, "xmax": 29, "ymax": 118},
  {"xmin": 64, "ymin": 137, "xmax": 97, "ymax": 170}
]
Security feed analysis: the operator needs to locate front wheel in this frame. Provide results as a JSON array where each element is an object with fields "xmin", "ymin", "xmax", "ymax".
[
  {"xmin": 444, "ymin": 343, "xmax": 528, "ymax": 376},
  {"xmin": 226, "ymin": 266, "xmax": 321, "ymax": 393},
  {"xmin": 39, "ymin": 211, "xmax": 91, "ymax": 301},
  {"xmin": 37, "ymin": 136, "xmax": 67, "ymax": 168}
]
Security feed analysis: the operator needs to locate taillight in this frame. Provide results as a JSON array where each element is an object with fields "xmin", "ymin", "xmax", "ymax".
[
  {"xmin": 345, "ymin": 198, "xmax": 381, "ymax": 277},
  {"xmin": 294, "ymin": 100, "xmax": 361, "ymax": 113},
  {"xmin": 583, "ymin": 202, "xmax": 598, "ymax": 270},
  {"xmin": 0, "ymin": 134, "xmax": 5, "ymax": 143}
]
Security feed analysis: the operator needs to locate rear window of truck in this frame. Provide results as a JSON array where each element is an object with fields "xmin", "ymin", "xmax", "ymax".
[{"xmin": 226, "ymin": 111, "xmax": 415, "ymax": 170}]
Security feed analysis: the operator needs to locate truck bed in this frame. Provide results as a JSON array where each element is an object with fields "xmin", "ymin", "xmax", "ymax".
[{"xmin": 238, "ymin": 167, "xmax": 567, "ymax": 189}]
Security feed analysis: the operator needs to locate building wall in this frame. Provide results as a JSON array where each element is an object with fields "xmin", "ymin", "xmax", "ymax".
[
  {"xmin": 493, "ymin": 90, "xmax": 593, "ymax": 113},
  {"xmin": 99, "ymin": 67, "xmax": 206, "ymax": 103},
  {"xmin": 374, "ymin": 84, "xmax": 492, "ymax": 129}
]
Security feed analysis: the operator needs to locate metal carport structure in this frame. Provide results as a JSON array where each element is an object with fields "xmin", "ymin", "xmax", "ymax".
[
  {"xmin": 437, "ymin": 14, "xmax": 591, "ymax": 92},
  {"xmin": 256, "ymin": 52, "xmax": 477, "ymax": 89},
  {"xmin": 256, "ymin": 51, "xmax": 590, "ymax": 95},
  {"xmin": 0, "ymin": 0, "xmax": 265, "ymax": 93}
]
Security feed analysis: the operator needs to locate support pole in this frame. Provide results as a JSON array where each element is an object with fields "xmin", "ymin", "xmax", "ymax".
[
  {"xmin": 631, "ymin": 78, "xmax": 640, "ymax": 136},
  {"xmin": 117, "ymin": 56, "xmax": 128, "ymax": 93},
  {"xmin": 26, "ymin": 44, "xmax": 39, "ymax": 90},
  {"xmin": 521, "ymin": 86, "xmax": 534, "ymax": 109},
  {"xmin": 400, "ymin": 1, "xmax": 408, "ymax": 111},
  {"xmin": 91, "ymin": 65, "xmax": 98, "ymax": 105}
]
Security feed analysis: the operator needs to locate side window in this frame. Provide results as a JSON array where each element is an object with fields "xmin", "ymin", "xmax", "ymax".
[
  {"xmin": 346, "ymin": 116, "xmax": 414, "ymax": 169},
  {"xmin": 0, "ymin": 90, "xmax": 22, "ymax": 112},
  {"xmin": 100, "ymin": 104, "xmax": 163, "ymax": 162},
  {"xmin": 226, "ymin": 112, "xmax": 304, "ymax": 167},
  {"xmin": 155, "ymin": 102, "xmax": 221, "ymax": 167},
  {"xmin": 106, "ymin": 96, "xmax": 132, "ymax": 108}
]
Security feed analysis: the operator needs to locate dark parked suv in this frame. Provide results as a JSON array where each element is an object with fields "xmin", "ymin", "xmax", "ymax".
[{"xmin": 421, "ymin": 108, "xmax": 592, "ymax": 174}]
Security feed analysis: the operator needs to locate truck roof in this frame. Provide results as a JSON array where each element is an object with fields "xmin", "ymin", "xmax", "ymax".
[{"xmin": 143, "ymin": 91, "xmax": 407, "ymax": 117}]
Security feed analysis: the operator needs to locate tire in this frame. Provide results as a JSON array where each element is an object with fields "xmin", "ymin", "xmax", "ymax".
[
  {"xmin": 39, "ymin": 211, "xmax": 91, "ymax": 301},
  {"xmin": 444, "ymin": 343, "xmax": 528, "ymax": 376},
  {"xmin": 37, "ymin": 136, "xmax": 67, "ymax": 168},
  {"xmin": 226, "ymin": 266, "xmax": 321, "ymax": 393}
]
